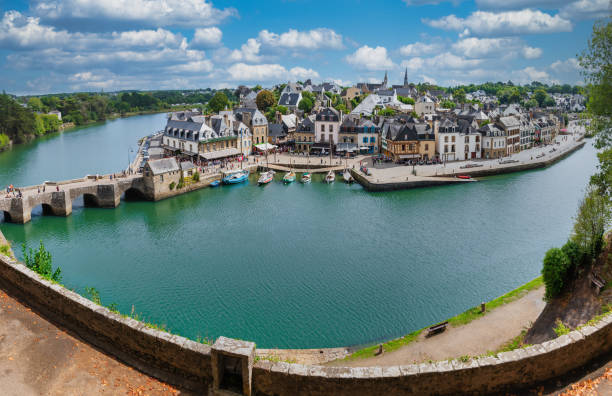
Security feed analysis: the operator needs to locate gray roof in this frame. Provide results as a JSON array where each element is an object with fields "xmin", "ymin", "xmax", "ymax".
[
  {"xmin": 148, "ymin": 158, "xmax": 179, "ymax": 175},
  {"xmin": 180, "ymin": 161, "xmax": 196, "ymax": 170},
  {"xmin": 278, "ymin": 93, "xmax": 301, "ymax": 106},
  {"xmin": 166, "ymin": 120, "xmax": 203, "ymax": 132}
]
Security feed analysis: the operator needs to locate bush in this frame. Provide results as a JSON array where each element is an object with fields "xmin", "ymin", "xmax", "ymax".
[
  {"xmin": 169, "ymin": 181, "xmax": 176, "ymax": 190},
  {"xmin": 21, "ymin": 241, "xmax": 62, "ymax": 283},
  {"xmin": 561, "ymin": 239, "xmax": 584, "ymax": 268},
  {"xmin": 192, "ymin": 171, "xmax": 200, "ymax": 182},
  {"xmin": 0, "ymin": 244, "xmax": 12, "ymax": 257},
  {"xmin": 553, "ymin": 319, "xmax": 571, "ymax": 337},
  {"xmin": 542, "ymin": 247, "xmax": 570, "ymax": 299}
]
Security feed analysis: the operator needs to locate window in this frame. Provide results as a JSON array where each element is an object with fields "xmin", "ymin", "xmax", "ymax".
[
  {"xmin": 444, "ymin": 145, "xmax": 448, "ymax": 153},
  {"xmin": 363, "ymin": 137, "xmax": 368, "ymax": 143},
  {"xmin": 476, "ymin": 136, "xmax": 480, "ymax": 142},
  {"xmin": 444, "ymin": 136, "xmax": 448, "ymax": 143},
  {"xmin": 452, "ymin": 145, "xmax": 455, "ymax": 152},
  {"xmin": 189, "ymin": 144, "xmax": 192, "ymax": 152},
  {"xmin": 451, "ymin": 136, "xmax": 456, "ymax": 143},
  {"xmin": 465, "ymin": 136, "xmax": 469, "ymax": 143},
  {"xmin": 370, "ymin": 137, "xmax": 375, "ymax": 143},
  {"xmin": 424, "ymin": 144, "xmax": 428, "ymax": 151},
  {"xmin": 402, "ymin": 144, "xmax": 406, "ymax": 151},
  {"xmin": 329, "ymin": 125, "xmax": 334, "ymax": 132},
  {"xmin": 321, "ymin": 125, "xmax": 325, "ymax": 132}
]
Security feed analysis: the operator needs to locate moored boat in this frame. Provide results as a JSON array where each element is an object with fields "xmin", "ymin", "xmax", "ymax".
[
  {"xmin": 258, "ymin": 170, "xmax": 274, "ymax": 185},
  {"xmin": 209, "ymin": 180, "xmax": 221, "ymax": 187},
  {"xmin": 456, "ymin": 174, "xmax": 471, "ymax": 180},
  {"xmin": 301, "ymin": 172, "xmax": 311, "ymax": 183},
  {"xmin": 325, "ymin": 170, "xmax": 335, "ymax": 183},
  {"xmin": 222, "ymin": 169, "xmax": 249, "ymax": 184},
  {"xmin": 343, "ymin": 169, "xmax": 354, "ymax": 183},
  {"xmin": 283, "ymin": 171, "xmax": 296, "ymax": 184}
]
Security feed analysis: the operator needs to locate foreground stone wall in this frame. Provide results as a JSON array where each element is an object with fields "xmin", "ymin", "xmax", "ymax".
[
  {"xmin": 0, "ymin": 250, "xmax": 213, "ymax": 393},
  {"xmin": 0, "ymin": 233, "xmax": 610, "ymax": 395}
]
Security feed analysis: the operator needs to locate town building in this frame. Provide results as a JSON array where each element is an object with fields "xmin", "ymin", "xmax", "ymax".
[
  {"xmin": 415, "ymin": 96, "xmax": 435, "ymax": 116},
  {"xmin": 478, "ymin": 123, "xmax": 506, "ymax": 159},
  {"xmin": 498, "ymin": 116, "xmax": 521, "ymax": 155},
  {"xmin": 382, "ymin": 120, "xmax": 435, "ymax": 162},
  {"xmin": 234, "ymin": 107, "xmax": 268, "ymax": 147},
  {"xmin": 294, "ymin": 116, "xmax": 315, "ymax": 153},
  {"xmin": 314, "ymin": 107, "xmax": 342, "ymax": 145}
]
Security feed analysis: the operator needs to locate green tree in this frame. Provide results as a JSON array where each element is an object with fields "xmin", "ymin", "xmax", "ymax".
[
  {"xmin": 534, "ymin": 89, "xmax": 547, "ymax": 107},
  {"xmin": 256, "ymin": 90, "xmax": 275, "ymax": 112},
  {"xmin": 208, "ymin": 91, "xmax": 229, "ymax": 113},
  {"xmin": 27, "ymin": 97, "xmax": 44, "ymax": 112},
  {"xmin": 453, "ymin": 88, "xmax": 466, "ymax": 103},
  {"xmin": 378, "ymin": 108, "xmax": 396, "ymax": 116},
  {"xmin": 398, "ymin": 96, "xmax": 415, "ymax": 105},
  {"xmin": 440, "ymin": 100, "xmax": 456, "ymax": 109},
  {"xmin": 579, "ymin": 20, "xmax": 612, "ymax": 148},
  {"xmin": 572, "ymin": 185, "xmax": 611, "ymax": 259},
  {"xmin": 0, "ymin": 133, "xmax": 9, "ymax": 150},
  {"xmin": 298, "ymin": 97, "xmax": 314, "ymax": 113},
  {"xmin": 542, "ymin": 248, "xmax": 570, "ymax": 299},
  {"xmin": 561, "ymin": 239, "xmax": 584, "ymax": 268},
  {"xmin": 525, "ymin": 98, "xmax": 538, "ymax": 109}
]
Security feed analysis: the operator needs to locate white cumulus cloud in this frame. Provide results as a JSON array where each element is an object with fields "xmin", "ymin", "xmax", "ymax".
[
  {"xmin": 31, "ymin": 0, "xmax": 237, "ymax": 28},
  {"xmin": 191, "ymin": 27, "xmax": 222, "ymax": 48},
  {"xmin": 560, "ymin": 0, "xmax": 611, "ymax": 20},
  {"xmin": 226, "ymin": 63, "xmax": 318, "ymax": 82},
  {"xmin": 399, "ymin": 41, "xmax": 443, "ymax": 56},
  {"xmin": 257, "ymin": 28, "xmax": 343, "ymax": 50},
  {"xmin": 345, "ymin": 45, "xmax": 394, "ymax": 71},
  {"xmin": 424, "ymin": 9, "xmax": 572, "ymax": 36},
  {"xmin": 522, "ymin": 46, "xmax": 542, "ymax": 59}
]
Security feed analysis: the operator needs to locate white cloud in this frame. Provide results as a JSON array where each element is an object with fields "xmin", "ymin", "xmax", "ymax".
[
  {"xmin": 191, "ymin": 27, "xmax": 222, "ymax": 48},
  {"xmin": 401, "ymin": 57, "xmax": 425, "ymax": 71},
  {"xmin": 345, "ymin": 45, "xmax": 394, "ymax": 71},
  {"xmin": 560, "ymin": 0, "xmax": 611, "ymax": 20},
  {"xmin": 398, "ymin": 41, "xmax": 442, "ymax": 56},
  {"xmin": 257, "ymin": 28, "xmax": 343, "ymax": 50},
  {"xmin": 522, "ymin": 46, "xmax": 542, "ymax": 59},
  {"xmin": 226, "ymin": 63, "xmax": 318, "ymax": 81},
  {"xmin": 31, "ymin": 0, "xmax": 237, "ymax": 28},
  {"xmin": 512, "ymin": 66, "xmax": 553, "ymax": 84},
  {"xmin": 475, "ymin": 0, "xmax": 570, "ymax": 9},
  {"xmin": 424, "ymin": 9, "xmax": 572, "ymax": 36},
  {"xmin": 170, "ymin": 60, "xmax": 214, "ymax": 73},
  {"xmin": 550, "ymin": 58, "xmax": 580, "ymax": 72},
  {"xmin": 451, "ymin": 37, "xmax": 542, "ymax": 60},
  {"xmin": 226, "ymin": 38, "xmax": 263, "ymax": 63},
  {"xmin": 0, "ymin": 10, "xmax": 70, "ymax": 49},
  {"xmin": 402, "ymin": 52, "xmax": 482, "ymax": 71}
]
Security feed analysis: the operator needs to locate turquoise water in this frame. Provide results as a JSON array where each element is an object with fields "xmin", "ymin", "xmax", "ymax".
[{"xmin": 0, "ymin": 114, "xmax": 599, "ymax": 348}]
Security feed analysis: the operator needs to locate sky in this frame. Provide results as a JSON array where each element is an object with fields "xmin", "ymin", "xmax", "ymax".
[{"xmin": 0, "ymin": 0, "xmax": 608, "ymax": 95}]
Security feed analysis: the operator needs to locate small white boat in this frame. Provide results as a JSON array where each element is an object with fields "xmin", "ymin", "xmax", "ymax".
[
  {"xmin": 301, "ymin": 172, "xmax": 312, "ymax": 183},
  {"xmin": 283, "ymin": 171, "xmax": 296, "ymax": 184},
  {"xmin": 258, "ymin": 170, "xmax": 274, "ymax": 185},
  {"xmin": 325, "ymin": 170, "xmax": 335, "ymax": 184},
  {"xmin": 222, "ymin": 169, "xmax": 249, "ymax": 184},
  {"xmin": 343, "ymin": 170, "xmax": 354, "ymax": 183}
]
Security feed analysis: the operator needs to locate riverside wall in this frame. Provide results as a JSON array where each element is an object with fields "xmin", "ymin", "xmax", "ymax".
[{"xmin": 0, "ymin": 230, "xmax": 611, "ymax": 395}]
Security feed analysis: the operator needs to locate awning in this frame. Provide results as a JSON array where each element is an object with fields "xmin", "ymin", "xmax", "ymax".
[
  {"xmin": 399, "ymin": 154, "xmax": 420, "ymax": 159},
  {"xmin": 200, "ymin": 148, "xmax": 240, "ymax": 160},
  {"xmin": 359, "ymin": 146, "xmax": 370, "ymax": 150},
  {"xmin": 336, "ymin": 143, "xmax": 358, "ymax": 152},
  {"xmin": 255, "ymin": 143, "xmax": 278, "ymax": 151}
]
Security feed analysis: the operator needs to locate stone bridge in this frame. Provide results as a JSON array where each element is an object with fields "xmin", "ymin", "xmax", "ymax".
[{"xmin": 0, "ymin": 175, "xmax": 149, "ymax": 224}]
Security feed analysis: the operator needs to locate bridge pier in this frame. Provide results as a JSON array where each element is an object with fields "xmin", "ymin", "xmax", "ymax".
[{"xmin": 94, "ymin": 184, "xmax": 121, "ymax": 208}]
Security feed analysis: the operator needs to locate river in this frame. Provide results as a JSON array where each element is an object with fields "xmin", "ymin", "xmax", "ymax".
[{"xmin": 0, "ymin": 113, "xmax": 599, "ymax": 348}]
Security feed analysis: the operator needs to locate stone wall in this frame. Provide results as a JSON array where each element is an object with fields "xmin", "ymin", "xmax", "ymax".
[
  {"xmin": 0, "ymin": 228, "xmax": 610, "ymax": 395},
  {"xmin": 0, "ymin": 250, "xmax": 213, "ymax": 393}
]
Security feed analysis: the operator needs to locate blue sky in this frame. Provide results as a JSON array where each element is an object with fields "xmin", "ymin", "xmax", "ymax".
[{"xmin": 0, "ymin": 0, "xmax": 608, "ymax": 95}]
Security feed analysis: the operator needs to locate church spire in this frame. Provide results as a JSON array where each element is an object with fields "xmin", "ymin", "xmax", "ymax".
[
  {"xmin": 403, "ymin": 68, "xmax": 409, "ymax": 88},
  {"xmin": 383, "ymin": 71, "xmax": 388, "ymax": 88}
]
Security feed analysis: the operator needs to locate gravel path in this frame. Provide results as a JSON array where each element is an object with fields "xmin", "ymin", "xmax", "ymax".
[{"xmin": 334, "ymin": 286, "xmax": 545, "ymax": 367}]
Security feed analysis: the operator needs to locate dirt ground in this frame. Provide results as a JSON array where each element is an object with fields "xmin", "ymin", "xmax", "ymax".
[
  {"xmin": 333, "ymin": 286, "xmax": 546, "ymax": 367},
  {"xmin": 0, "ymin": 287, "xmax": 189, "ymax": 396}
]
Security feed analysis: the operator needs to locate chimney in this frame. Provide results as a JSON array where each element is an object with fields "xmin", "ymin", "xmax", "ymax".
[
  {"xmin": 242, "ymin": 111, "xmax": 252, "ymax": 127},
  {"xmin": 276, "ymin": 111, "xmax": 281, "ymax": 124}
]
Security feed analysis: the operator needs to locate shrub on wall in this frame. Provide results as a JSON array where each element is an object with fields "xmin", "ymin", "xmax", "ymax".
[
  {"xmin": 21, "ymin": 241, "xmax": 62, "ymax": 283},
  {"xmin": 542, "ymin": 247, "xmax": 570, "ymax": 299},
  {"xmin": 192, "ymin": 171, "xmax": 200, "ymax": 182},
  {"xmin": 169, "ymin": 181, "xmax": 176, "ymax": 190}
]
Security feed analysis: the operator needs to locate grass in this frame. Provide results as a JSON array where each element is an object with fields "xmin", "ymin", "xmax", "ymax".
[
  {"xmin": 255, "ymin": 355, "xmax": 296, "ymax": 364},
  {"xmin": 0, "ymin": 244, "xmax": 12, "ymax": 258},
  {"xmin": 343, "ymin": 277, "xmax": 543, "ymax": 361},
  {"xmin": 553, "ymin": 319, "xmax": 571, "ymax": 337},
  {"xmin": 479, "ymin": 329, "xmax": 530, "ymax": 358},
  {"xmin": 448, "ymin": 277, "xmax": 543, "ymax": 327},
  {"xmin": 343, "ymin": 328, "xmax": 423, "ymax": 361}
]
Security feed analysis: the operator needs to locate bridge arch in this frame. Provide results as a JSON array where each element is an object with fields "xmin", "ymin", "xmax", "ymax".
[
  {"xmin": 30, "ymin": 203, "xmax": 56, "ymax": 218},
  {"xmin": 71, "ymin": 192, "xmax": 102, "ymax": 209},
  {"xmin": 123, "ymin": 187, "xmax": 147, "ymax": 201},
  {"xmin": 0, "ymin": 211, "xmax": 10, "ymax": 223}
]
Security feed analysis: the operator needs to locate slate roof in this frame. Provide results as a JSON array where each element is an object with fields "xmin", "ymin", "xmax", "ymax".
[
  {"xmin": 166, "ymin": 120, "xmax": 203, "ymax": 132},
  {"xmin": 278, "ymin": 93, "xmax": 301, "ymax": 107},
  {"xmin": 148, "ymin": 158, "xmax": 179, "ymax": 175},
  {"xmin": 268, "ymin": 123, "xmax": 286, "ymax": 138},
  {"xmin": 180, "ymin": 161, "xmax": 196, "ymax": 171}
]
